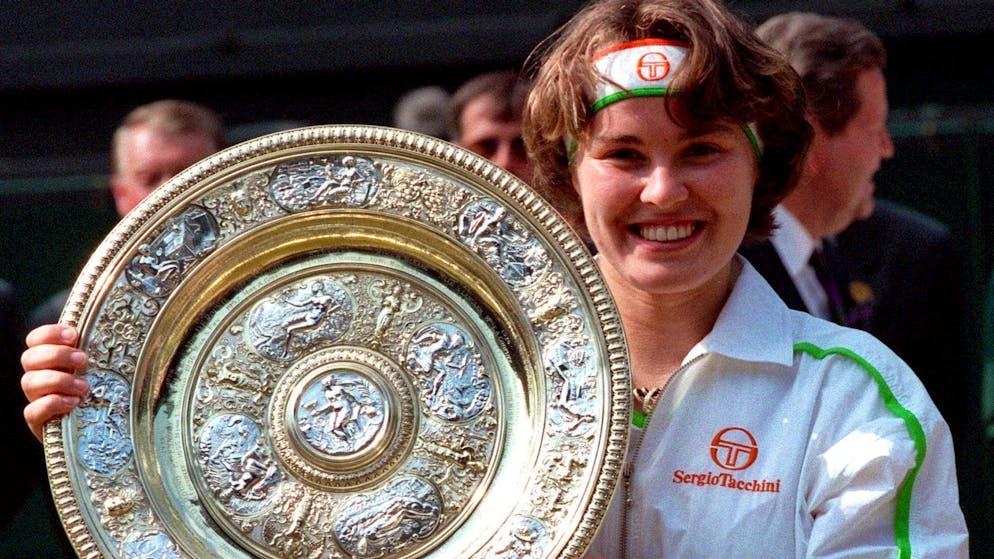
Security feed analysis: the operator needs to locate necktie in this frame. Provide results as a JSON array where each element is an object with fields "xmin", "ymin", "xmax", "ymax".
[{"xmin": 809, "ymin": 246, "xmax": 848, "ymax": 326}]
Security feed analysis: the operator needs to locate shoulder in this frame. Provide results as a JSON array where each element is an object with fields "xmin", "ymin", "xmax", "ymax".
[
  {"xmin": 789, "ymin": 311, "xmax": 941, "ymax": 422},
  {"xmin": 838, "ymin": 199, "xmax": 952, "ymax": 248}
]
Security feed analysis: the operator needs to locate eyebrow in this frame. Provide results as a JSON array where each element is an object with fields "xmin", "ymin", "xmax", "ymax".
[
  {"xmin": 592, "ymin": 122, "xmax": 739, "ymax": 146},
  {"xmin": 684, "ymin": 121, "xmax": 739, "ymax": 137}
]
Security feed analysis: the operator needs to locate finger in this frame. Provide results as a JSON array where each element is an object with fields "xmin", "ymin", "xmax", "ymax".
[
  {"xmin": 21, "ymin": 343, "xmax": 87, "ymax": 375},
  {"xmin": 25, "ymin": 324, "xmax": 78, "ymax": 349},
  {"xmin": 24, "ymin": 394, "xmax": 80, "ymax": 442},
  {"xmin": 21, "ymin": 369, "xmax": 90, "ymax": 403}
]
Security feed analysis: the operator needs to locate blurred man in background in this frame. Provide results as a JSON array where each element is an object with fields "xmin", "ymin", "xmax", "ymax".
[
  {"xmin": 449, "ymin": 70, "xmax": 533, "ymax": 185},
  {"xmin": 393, "ymin": 84, "xmax": 451, "ymax": 140},
  {"xmin": 2, "ymin": 99, "xmax": 224, "ymax": 558},
  {"xmin": 29, "ymin": 100, "xmax": 225, "ymax": 327}
]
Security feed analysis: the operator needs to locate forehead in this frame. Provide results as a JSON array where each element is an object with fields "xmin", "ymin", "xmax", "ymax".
[
  {"xmin": 458, "ymin": 95, "xmax": 522, "ymax": 139},
  {"xmin": 587, "ymin": 97, "xmax": 739, "ymax": 138},
  {"xmin": 122, "ymin": 126, "xmax": 215, "ymax": 152},
  {"xmin": 117, "ymin": 126, "xmax": 217, "ymax": 169},
  {"xmin": 460, "ymin": 94, "xmax": 518, "ymax": 123},
  {"xmin": 852, "ymin": 68, "xmax": 888, "ymax": 121}
]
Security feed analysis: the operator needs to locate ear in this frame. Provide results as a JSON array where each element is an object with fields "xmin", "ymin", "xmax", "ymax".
[
  {"xmin": 803, "ymin": 117, "xmax": 829, "ymax": 178},
  {"xmin": 109, "ymin": 175, "xmax": 123, "ymax": 206},
  {"xmin": 108, "ymin": 175, "xmax": 130, "ymax": 217}
]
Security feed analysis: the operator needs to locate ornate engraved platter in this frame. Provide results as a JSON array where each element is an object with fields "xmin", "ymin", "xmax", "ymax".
[{"xmin": 46, "ymin": 125, "xmax": 630, "ymax": 559}]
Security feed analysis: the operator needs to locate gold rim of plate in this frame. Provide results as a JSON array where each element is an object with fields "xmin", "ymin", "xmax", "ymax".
[{"xmin": 45, "ymin": 125, "xmax": 630, "ymax": 559}]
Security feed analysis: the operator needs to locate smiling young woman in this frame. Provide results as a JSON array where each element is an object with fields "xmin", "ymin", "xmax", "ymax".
[
  {"xmin": 523, "ymin": 0, "xmax": 968, "ymax": 557},
  {"xmin": 17, "ymin": 0, "xmax": 970, "ymax": 557}
]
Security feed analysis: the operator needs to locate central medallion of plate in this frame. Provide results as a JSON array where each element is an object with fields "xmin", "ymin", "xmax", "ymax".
[
  {"xmin": 271, "ymin": 345, "xmax": 415, "ymax": 489},
  {"xmin": 295, "ymin": 368, "xmax": 388, "ymax": 458}
]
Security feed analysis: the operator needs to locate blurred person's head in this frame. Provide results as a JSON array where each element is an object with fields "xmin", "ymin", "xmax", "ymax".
[
  {"xmin": 110, "ymin": 100, "xmax": 224, "ymax": 216},
  {"xmin": 524, "ymin": 0, "xmax": 811, "ymax": 245},
  {"xmin": 450, "ymin": 70, "xmax": 533, "ymax": 184},
  {"xmin": 393, "ymin": 85, "xmax": 451, "ymax": 140},
  {"xmin": 757, "ymin": 12, "xmax": 895, "ymax": 238}
]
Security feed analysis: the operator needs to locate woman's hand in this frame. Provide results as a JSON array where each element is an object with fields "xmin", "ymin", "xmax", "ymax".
[{"xmin": 20, "ymin": 324, "xmax": 89, "ymax": 441}]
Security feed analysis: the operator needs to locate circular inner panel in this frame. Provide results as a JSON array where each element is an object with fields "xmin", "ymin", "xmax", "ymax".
[
  {"xmin": 170, "ymin": 251, "xmax": 509, "ymax": 559},
  {"xmin": 292, "ymin": 368, "xmax": 389, "ymax": 460}
]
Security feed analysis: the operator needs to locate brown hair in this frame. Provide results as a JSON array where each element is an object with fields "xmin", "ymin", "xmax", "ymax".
[
  {"xmin": 111, "ymin": 100, "xmax": 225, "ymax": 175},
  {"xmin": 523, "ymin": 0, "xmax": 811, "ymax": 244},
  {"xmin": 448, "ymin": 70, "xmax": 531, "ymax": 141},
  {"xmin": 756, "ymin": 12, "xmax": 886, "ymax": 135}
]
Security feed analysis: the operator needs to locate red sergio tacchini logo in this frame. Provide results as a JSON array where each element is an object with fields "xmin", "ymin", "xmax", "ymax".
[
  {"xmin": 671, "ymin": 426, "xmax": 781, "ymax": 493},
  {"xmin": 709, "ymin": 426, "xmax": 759, "ymax": 471},
  {"xmin": 636, "ymin": 51, "xmax": 671, "ymax": 81}
]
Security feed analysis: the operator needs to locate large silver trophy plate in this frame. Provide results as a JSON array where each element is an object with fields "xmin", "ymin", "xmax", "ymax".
[{"xmin": 46, "ymin": 125, "xmax": 630, "ymax": 559}]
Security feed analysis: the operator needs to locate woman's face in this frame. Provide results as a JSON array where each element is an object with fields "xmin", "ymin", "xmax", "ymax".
[{"xmin": 573, "ymin": 97, "xmax": 757, "ymax": 299}]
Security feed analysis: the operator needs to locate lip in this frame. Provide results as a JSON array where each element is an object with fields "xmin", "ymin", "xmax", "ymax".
[{"xmin": 628, "ymin": 220, "xmax": 702, "ymax": 250}]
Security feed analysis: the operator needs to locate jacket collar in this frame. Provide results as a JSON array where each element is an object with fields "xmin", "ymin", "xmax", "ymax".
[{"xmin": 684, "ymin": 256, "xmax": 796, "ymax": 368}]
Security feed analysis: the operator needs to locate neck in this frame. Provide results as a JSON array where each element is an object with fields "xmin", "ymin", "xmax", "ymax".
[
  {"xmin": 782, "ymin": 185, "xmax": 827, "ymax": 240},
  {"xmin": 602, "ymin": 259, "xmax": 740, "ymax": 391}
]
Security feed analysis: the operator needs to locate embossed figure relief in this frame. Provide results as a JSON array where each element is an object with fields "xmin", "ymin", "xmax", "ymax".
[
  {"xmin": 122, "ymin": 530, "xmax": 182, "ymax": 559},
  {"xmin": 405, "ymin": 323, "xmax": 492, "ymax": 422},
  {"xmin": 377, "ymin": 164, "xmax": 472, "ymax": 226},
  {"xmin": 204, "ymin": 343, "xmax": 266, "ymax": 403},
  {"xmin": 261, "ymin": 483, "xmax": 331, "ymax": 559},
  {"xmin": 202, "ymin": 173, "xmax": 282, "ymax": 238},
  {"xmin": 333, "ymin": 476, "xmax": 443, "ymax": 559},
  {"xmin": 248, "ymin": 278, "xmax": 354, "ymax": 362},
  {"xmin": 368, "ymin": 280, "xmax": 423, "ymax": 346},
  {"xmin": 197, "ymin": 414, "xmax": 281, "ymax": 515},
  {"xmin": 76, "ymin": 370, "xmax": 133, "ymax": 475},
  {"xmin": 296, "ymin": 372, "xmax": 386, "ymax": 456},
  {"xmin": 535, "ymin": 442, "xmax": 589, "ymax": 517},
  {"xmin": 270, "ymin": 156, "xmax": 381, "ymax": 211},
  {"xmin": 544, "ymin": 338, "xmax": 598, "ymax": 436},
  {"xmin": 456, "ymin": 199, "xmax": 549, "ymax": 287},
  {"xmin": 489, "ymin": 515, "xmax": 549, "ymax": 559},
  {"xmin": 125, "ymin": 206, "xmax": 220, "ymax": 298}
]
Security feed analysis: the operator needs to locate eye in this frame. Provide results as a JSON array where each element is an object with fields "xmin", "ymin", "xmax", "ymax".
[
  {"xmin": 604, "ymin": 147, "xmax": 645, "ymax": 163},
  {"xmin": 469, "ymin": 139, "xmax": 498, "ymax": 158},
  {"xmin": 683, "ymin": 142, "xmax": 722, "ymax": 159}
]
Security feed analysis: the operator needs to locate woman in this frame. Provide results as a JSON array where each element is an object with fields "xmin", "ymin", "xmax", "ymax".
[
  {"xmin": 522, "ymin": 0, "xmax": 966, "ymax": 557},
  {"xmin": 21, "ymin": 0, "xmax": 968, "ymax": 556}
]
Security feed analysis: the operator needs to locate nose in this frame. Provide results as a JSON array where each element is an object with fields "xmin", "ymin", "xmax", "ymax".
[
  {"xmin": 880, "ymin": 128, "xmax": 895, "ymax": 160},
  {"xmin": 493, "ymin": 140, "xmax": 533, "ymax": 182},
  {"xmin": 640, "ymin": 163, "xmax": 688, "ymax": 206},
  {"xmin": 491, "ymin": 142, "xmax": 515, "ymax": 171}
]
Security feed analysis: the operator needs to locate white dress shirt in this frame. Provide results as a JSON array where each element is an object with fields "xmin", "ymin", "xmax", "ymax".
[{"xmin": 769, "ymin": 206, "xmax": 830, "ymax": 320}]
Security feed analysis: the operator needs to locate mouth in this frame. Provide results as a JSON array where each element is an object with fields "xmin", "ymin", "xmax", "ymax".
[{"xmin": 636, "ymin": 222, "xmax": 698, "ymax": 242}]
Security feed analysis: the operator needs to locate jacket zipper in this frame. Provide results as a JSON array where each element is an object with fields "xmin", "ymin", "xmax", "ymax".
[{"xmin": 620, "ymin": 354, "xmax": 707, "ymax": 559}]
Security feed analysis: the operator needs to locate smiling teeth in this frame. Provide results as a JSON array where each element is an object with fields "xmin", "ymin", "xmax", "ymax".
[{"xmin": 640, "ymin": 223, "xmax": 694, "ymax": 242}]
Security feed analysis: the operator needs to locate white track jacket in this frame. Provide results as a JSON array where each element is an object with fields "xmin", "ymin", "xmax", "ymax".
[{"xmin": 587, "ymin": 259, "xmax": 968, "ymax": 558}]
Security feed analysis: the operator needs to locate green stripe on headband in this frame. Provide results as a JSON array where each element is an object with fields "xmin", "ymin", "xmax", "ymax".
[
  {"xmin": 742, "ymin": 123, "xmax": 763, "ymax": 162},
  {"xmin": 591, "ymin": 87, "xmax": 675, "ymax": 113}
]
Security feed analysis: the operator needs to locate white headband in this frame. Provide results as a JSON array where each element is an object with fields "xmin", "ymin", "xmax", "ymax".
[
  {"xmin": 592, "ymin": 38, "xmax": 689, "ymax": 112},
  {"xmin": 567, "ymin": 39, "xmax": 763, "ymax": 160}
]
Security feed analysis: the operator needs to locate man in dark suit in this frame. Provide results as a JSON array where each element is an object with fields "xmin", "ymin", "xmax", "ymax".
[
  {"xmin": 0, "ymin": 279, "xmax": 30, "ymax": 526},
  {"xmin": 743, "ymin": 10, "xmax": 973, "ymax": 445},
  {"xmin": 741, "ymin": 12, "xmax": 982, "ymax": 551},
  {"xmin": 834, "ymin": 199, "xmax": 972, "ymax": 435},
  {"xmin": 741, "ymin": 12, "xmax": 894, "ymax": 323}
]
